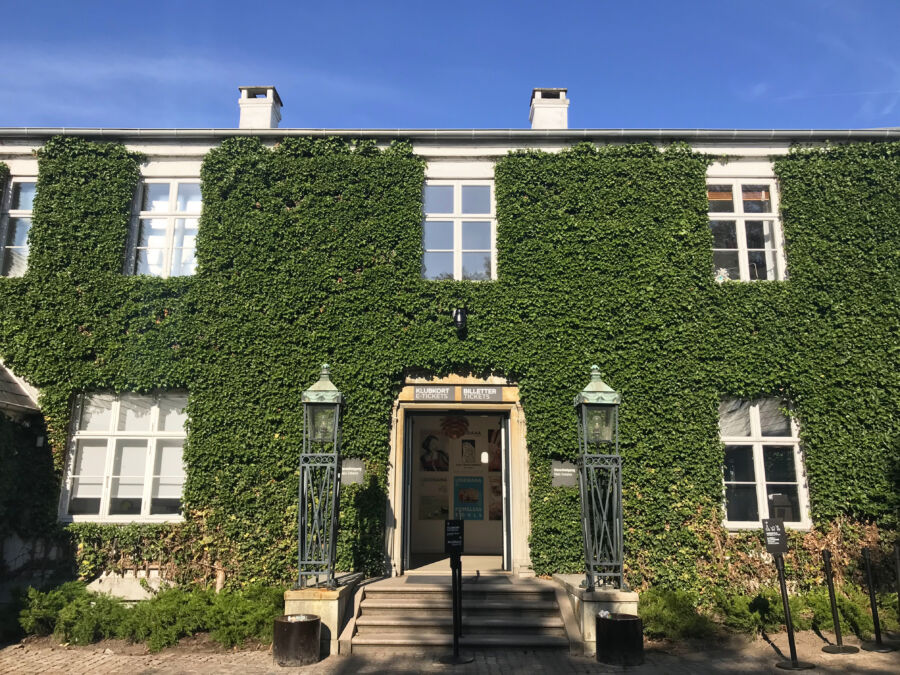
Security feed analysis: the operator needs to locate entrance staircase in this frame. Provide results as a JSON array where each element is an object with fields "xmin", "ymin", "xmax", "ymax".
[{"xmin": 340, "ymin": 574, "xmax": 574, "ymax": 654}]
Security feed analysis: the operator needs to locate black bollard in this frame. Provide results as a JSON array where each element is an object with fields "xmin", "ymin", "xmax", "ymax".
[
  {"xmin": 774, "ymin": 553, "xmax": 815, "ymax": 670},
  {"xmin": 860, "ymin": 547, "xmax": 895, "ymax": 653},
  {"xmin": 821, "ymin": 550, "xmax": 858, "ymax": 654},
  {"xmin": 438, "ymin": 519, "xmax": 473, "ymax": 666},
  {"xmin": 895, "ymin": 542, "xmax": 900, "ymax": 626}
]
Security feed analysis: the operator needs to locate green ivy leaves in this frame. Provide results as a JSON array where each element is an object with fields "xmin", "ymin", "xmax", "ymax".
[{"xmin": 0, "ymin": 137, "xmax": 896, "ymax": 593}]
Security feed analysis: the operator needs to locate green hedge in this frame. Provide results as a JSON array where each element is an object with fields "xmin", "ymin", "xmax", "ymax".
[
  {"xmin": 12, "ymin": 581, "xmax": 897, "ymax": 647},
  {"xmin": 639, "ymin": 585, "xmax": 899, "ymax": 640},
  {"xmin": 17, "ymin": 582, "xmax": 283, "ymax": 651},
  {"xmin": 0, "ymin": 137, "xmax": 897, "ymax": 592}
]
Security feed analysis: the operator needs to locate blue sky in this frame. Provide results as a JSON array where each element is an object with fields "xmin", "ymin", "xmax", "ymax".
[{"xmin": 1, "ymin": 0, "xmax": 898, "ymax": 129}]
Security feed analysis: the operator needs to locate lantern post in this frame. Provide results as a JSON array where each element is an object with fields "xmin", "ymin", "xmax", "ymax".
[
  {"xmin": 575, "ymin": 365, "xmax": 624, "ymax": 590},
  {"xmin": 297, "ymin": 364, "xmax": 343, "ymax": 589}
]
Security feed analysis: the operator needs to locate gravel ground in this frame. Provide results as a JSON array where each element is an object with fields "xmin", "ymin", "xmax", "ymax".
[{"xmin": 0, "ymin": 630, "xmax": 898, "ymax": 674}]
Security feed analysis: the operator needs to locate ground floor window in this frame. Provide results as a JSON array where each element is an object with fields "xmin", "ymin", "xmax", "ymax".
[
  {"xmin": 719, "ymin": 397, "xmax": 810, "ymax": 529},
  {"xmin": 60, "ymin": 391, "xmax": 187, "ymax": 522}
]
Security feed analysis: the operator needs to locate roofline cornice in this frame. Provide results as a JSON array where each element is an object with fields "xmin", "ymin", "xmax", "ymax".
[{"xmin": 0, "ymin": 128, "xmax": 899, "ymax": 142}]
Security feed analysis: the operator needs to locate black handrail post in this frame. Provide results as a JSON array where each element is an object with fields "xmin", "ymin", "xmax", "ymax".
[
  {"xmin": 452, "ymin": 553, "xmax": 460, "ymax": 657},
  {"xmin": 458, "ymin": 557, "xmax": 464, "ymax": 637},
  {"xmin": 894, "ymin": 542, "xmax": 900, "ymax": 627},
  {"xmin": 821, "ymin": 549, "xmax": 858, "ymax": 654},
  {"xmin": 439, "ymin": 520, "xmax": 472, "ymax": 666},
  {"xmin": 774, "ymin": 553, "xmax": 814, "ymax": 670},
  {"xmin": 861, "ymin": 547, "xmax": 896, "ymax": 653}
]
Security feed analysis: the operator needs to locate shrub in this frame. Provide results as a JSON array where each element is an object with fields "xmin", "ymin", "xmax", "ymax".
[
  {"xmin": 804, "ymin": 588, "xmax": 835, "ymax": 631},
  {"xmin": 874, "ymin": 592, "xmax": 899, "ymax": 632},
  {"xmin": 119, "ymin": 587, "xmax": 214, "ymax": 652},
  {"xmin": 16, "ymin": 581, "xmax": 289, "ymax": 652},
  {"xmin": 711, "ymin": 590, "xmax": 761, "ymax": 634},
  {"xmin": 53, "ymin": 593, "xmax": 127, "ymax": 645},
  {"xmin": 117, "ymin": 585, "xmax": 285, "ymax": 651},
  {"xmin": 838, "ymin": 585, "xmax": 876, "ymax": 639},
  {"xmin": 207, "ymin": 585, "xmax": 284, "ymax": 648},
  {"xmin": 18, "ymin": 582, "xmax": 88, "ymax": 636},
  {"xmin": 638, "ymin": 588, "xmax": 716, "ymax": 639}
]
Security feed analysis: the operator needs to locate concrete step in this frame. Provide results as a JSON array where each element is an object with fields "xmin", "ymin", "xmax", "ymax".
[
  {"xmin": 348, "ymin": 633, "xmax": 569, "ymax": 654},
  {"xmin": 359, "ymin": 598, "xmax": 560, "ymax": 617},
  {"xmin": 354, "ymin": 614, "xmax": 566, "ymax": 637},
  {"xmin": 363, "ymin": 586, "xmax": 555, "ymax": 603},
  {"xmin": 349, "ymin": 577, "xmax": 572, "ymax": 654}
]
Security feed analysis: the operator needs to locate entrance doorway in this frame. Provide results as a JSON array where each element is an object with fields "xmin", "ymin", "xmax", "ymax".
[{"xmin": 403, "ymin": 412, "xmax": 511, "ymax": 572}]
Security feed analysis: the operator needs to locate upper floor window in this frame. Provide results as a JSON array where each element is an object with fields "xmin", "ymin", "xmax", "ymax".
[
  {"xmin": 60, "ymin": 391, "xmax": 188, "ymax": 522},
  {"xmin": 0, "ymin": 178, "xmax": 36, "ymax": 277},
  {"xmin": 422, "ymin": 180, "xmax": 496, "ymax": 281},
  {"xmin": 128, "ymin": 180, "xmax": 200, "ymax": 278},
  {"xmin": 719, "ymin": 398, "xmax": 810, "ymax": 529},
  {"xmin": 707, "ymin": 181, "xmax": 785, "ymax": 282}
]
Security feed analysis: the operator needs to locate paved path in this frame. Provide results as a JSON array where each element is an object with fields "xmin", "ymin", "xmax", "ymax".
[{"xmin": 1, "ymin": 632, "xmax": 898, "ymax": 674}]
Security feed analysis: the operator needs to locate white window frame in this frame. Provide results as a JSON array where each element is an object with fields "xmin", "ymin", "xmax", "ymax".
[
  {"xmin": 58, "ymin": 392, "xmax": 188, "ymax": 523},
  {"xmin": 0, "ymin": 176, "xmax": 37, "ymax": 277},
  {"xmin": 720, "ymin": 399, "xmax": 811, "ymax": 530},
  {"xmin": 707, "ymin": 178, "xmax": 787, "ymax": 282},
  {"xmin": 422, "ymin": 179, "xmax": 497, "ymax": 281},
  {"xmin": 127, "ymin": 179, "xmax": 201, "ymax": 278}
]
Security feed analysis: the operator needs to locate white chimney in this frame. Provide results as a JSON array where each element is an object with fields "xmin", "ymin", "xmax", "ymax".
[
  {"xmin": 529, "ymin": 88, "xmax": 569, "ymax": 129},
  {"xmin": 238, "ymin": 86, "xmax": 283, "ymax": 129}
]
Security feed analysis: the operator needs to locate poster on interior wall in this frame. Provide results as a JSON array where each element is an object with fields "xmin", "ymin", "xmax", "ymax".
[
  {"xmin": 487, "ymin": 429, "xmax": 502, "ymax": 472},
  {"xmin": 419, "ymin": 430, "xmax": 449, "ymax": 471},
  {"xmin": 460, "ymin": 438, "xmax": 481, "ymax": 467},
  {"xmin": 419, "ymin": 477, "xmax": 449, "ymax": 520},
  {"xmin": 453, "ymin": 476, "xmax": 484, "ymax": 520},
  {"xmin": 488, "ymin": 475, "xmax": 503, "ymax": 521}
]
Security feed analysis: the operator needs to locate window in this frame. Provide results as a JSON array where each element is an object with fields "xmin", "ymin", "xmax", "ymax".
[
  {"xmin": 707, "ymin": 181, "xmax": 785, "ymax": 281},
  {"xmin": 0, "ymin": 178, "xmax": 36, "ymax": 277},
  {"xmin": 422, "ymin": 180, "xmax": 496, "ymax": 281},
  {"xmin": 60, "ymin": 392, "xmax": 188, "ymax": 521},
  {"xmin": 719, "ymin": 398, "xmax": 810, "ymax": 529},
  {"xmin": 129, "ymin": 180, "xmax": 201, "ymax": 277}
]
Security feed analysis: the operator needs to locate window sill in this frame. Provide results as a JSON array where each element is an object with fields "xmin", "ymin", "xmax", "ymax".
[
  {"xmin": 724, "ymin": 521, "xmax": 811, "ymax": 533},
  {"xmin": 421, "ymin": 277, "xmax": 497, "ymax": 283},
  {"xmin": 715, "ymin": 278, "xmax": 787, "ymax": 284},
  {"xmin": 59, "ymin": 514, "xmax": 185, "ymax": 525}
]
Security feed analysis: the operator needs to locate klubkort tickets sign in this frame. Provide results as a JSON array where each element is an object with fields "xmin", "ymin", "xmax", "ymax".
[{"xmin": 413, "ymin": 385, "xmax": 503, "ymax": 402}]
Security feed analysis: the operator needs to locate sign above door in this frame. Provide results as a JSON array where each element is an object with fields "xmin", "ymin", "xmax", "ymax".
[{"xmin": 414, "ymin": 385, "xmax": 504, "ymax": 403}]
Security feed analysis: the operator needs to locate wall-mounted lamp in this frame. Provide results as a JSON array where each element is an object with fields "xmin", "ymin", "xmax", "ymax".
[{"xmin": 452, "ymin": 308, "xmax": 467, "ymax": 337}]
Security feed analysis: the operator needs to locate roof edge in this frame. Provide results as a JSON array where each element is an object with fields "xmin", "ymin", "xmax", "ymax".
[{"xmin": 0, "ymin": 128, "xmax": 898, "ymax": 142}]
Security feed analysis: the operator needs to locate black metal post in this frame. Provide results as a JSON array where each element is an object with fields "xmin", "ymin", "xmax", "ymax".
[
  {"xmin": 439, "ymin": 551, "xmax": 473, "ymax": 665},
  {"xmin": 821, "ymin": 549, "xmax": 858, "ymax": 654},
  {"xmin": 894, "ymin": 542, "xmax": 900, "ymax": 627},
  {"xmin": 861, "ymin": 547, "xmax": 895, "ymax": 653},
  {"xmin": 455, "ymin": 555, "xmax": 463, "ymax": 639},
  {"xmin": 774, "ymin": 554, "xmax": 814, "ymax": 670},
  {"xmin": 452, "ymin": 554, "xmax": 460, "ymax": 657}
]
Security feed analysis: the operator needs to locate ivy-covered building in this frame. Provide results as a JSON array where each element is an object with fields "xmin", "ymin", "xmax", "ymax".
[{"xmin": 0, "ymin": 87, "xmax": 897, "ymax": 596}]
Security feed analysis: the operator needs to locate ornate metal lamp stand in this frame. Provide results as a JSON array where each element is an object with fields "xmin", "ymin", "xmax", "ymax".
[
  {"xmin": 297, "ymin": 364, "xmax": 343, "ymax": 589},
  {"xmin": 575, "ymin": 366, "xmax": 625, "ymax": 590}
]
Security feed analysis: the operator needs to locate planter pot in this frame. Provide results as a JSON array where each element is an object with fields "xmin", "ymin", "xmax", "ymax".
[
  {"xmin": 273, "ymin": 614, "xmax": 321, "ymax": 667},
  {"xmin": 596, "ymin": 612, "xmax": 643, "ymax": 666}
]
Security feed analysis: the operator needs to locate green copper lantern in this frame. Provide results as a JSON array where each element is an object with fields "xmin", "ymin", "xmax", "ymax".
[{"xmin": 574, "ymin": 365, "xmax": 625, "ymax": 590}]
